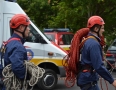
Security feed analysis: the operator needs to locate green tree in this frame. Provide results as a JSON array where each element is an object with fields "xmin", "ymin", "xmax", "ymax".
[
  {"xmin": 17, "ymin": 0, "xmax": 116, "ymax": 46},
  {"xmin": 18, "ymin": 0, "xmax": 52, "ymax": 30},
  {"xmin": 48, "ymin": 0, "xmax": 116, "ymax": 46}
]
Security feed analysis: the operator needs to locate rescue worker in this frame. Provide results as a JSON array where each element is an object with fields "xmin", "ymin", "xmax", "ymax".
[
  {"xmin": 77, "ymin": 16, "xmax": 116, "ymax": 90},
  {"xmin": 2, "ymin": 14, "xmax": 30, "ymax": 90}
]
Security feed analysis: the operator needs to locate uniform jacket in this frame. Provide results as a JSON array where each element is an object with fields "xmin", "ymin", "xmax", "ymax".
[
  {"xmin": 77, "ymin": 32, "xmax": 114, "ymax": 85},
  {"xmin": 4, "ymin": 33, "xmax": 27, "ymax": 79}
]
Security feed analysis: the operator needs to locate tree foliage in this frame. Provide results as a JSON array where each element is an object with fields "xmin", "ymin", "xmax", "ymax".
[
  {"xmin": 17, "ymin": 0, "xmax": 116, "ymax": 46},
  {"xmin": 18, "ymin": 0, "xmax": 52, "ymax": 30}
]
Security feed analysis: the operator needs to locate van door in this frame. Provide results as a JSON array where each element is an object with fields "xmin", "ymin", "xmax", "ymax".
[
  {"xmin": 3, "ymin": 14, "xmax": 44, "ymax": 64},
  {"xmin": 3, "ymin": 14, "xmax": 12, "ymax": 41},
  {"xmin": 24, "ymin": 24, "xmax": 44, "ymax": 63}
]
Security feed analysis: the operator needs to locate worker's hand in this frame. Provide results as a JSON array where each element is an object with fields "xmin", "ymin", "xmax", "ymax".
[{"xmin": 112, "ymin": 80, "xmax": 116, "ymax": 87}]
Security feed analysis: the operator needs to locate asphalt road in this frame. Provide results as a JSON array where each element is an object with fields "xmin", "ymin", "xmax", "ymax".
[{"xmin": 33, "ymin": 71, "xmax": 116, "ymax": 90}]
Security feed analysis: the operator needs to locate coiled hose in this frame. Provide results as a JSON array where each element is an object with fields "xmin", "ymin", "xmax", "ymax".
[
  {"xmin": 62, "ymin": 28, "xmax": 90, "ymax": 87},
  {"xmin": 2, "ymin": 60, "xmax": 45, "ymax": 90}
]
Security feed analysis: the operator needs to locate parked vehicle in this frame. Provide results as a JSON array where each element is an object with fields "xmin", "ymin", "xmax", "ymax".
[
  {"xmin": 0, "ymin": 0, "xmax": 67, "ymax": 90},
  {"xmin": 106, "ymin": 39, "xmax": 116, "ymax": 70},
  {"xmin": 44, "ymin": 28, "xmax": 74, "ymax": 52}
]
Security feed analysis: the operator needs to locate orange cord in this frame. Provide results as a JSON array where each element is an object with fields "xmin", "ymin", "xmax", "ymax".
[
  {"xmin": 62, "ymin": 28, "xmax": 90, "ymax": 87},
  {"xmin": 104, "ymin": 59, "xmax": 116, "ymax": 70},
  {"xmin": 100, "ymin": 76, "xmax": 108, "ymax": 90}
]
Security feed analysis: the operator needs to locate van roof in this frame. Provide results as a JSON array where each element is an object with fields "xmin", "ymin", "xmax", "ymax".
[{"xmin": 3, "ymin": 1, "xmax": 25, "ymax": 15}]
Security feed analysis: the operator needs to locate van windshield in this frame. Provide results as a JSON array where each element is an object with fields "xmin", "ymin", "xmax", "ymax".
[
  {"xmin": 26, "ymin": 25, "xmax": 40, "ymax": 43},
  {"xmin": 26, "ymin": 24, "xmax": 50, "ymax": 42}
]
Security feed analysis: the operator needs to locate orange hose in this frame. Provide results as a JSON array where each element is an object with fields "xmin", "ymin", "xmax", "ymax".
[
  {"xmin": 100, "ymin": 76, "xmax": 108, "ymax": 90},
  {"xmin": 62, "ymin": 28, "xmax": 89, "ymax": 87}
]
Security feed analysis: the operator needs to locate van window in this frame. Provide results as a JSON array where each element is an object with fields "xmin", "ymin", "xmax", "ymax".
[
  {"xmin": 26, "ymin": 25, "xmax": 41, "ymax": 43},
  {"xmin": 59, "ymin": 34, "xmax": 73, "ymax": 45},
  {"xmin": 10, "ymin": 28, "xmax": 13, "ymax": 35},
  {"xmin": 10, "ymin": 24, "xmax": 44, "ymax": 43}
]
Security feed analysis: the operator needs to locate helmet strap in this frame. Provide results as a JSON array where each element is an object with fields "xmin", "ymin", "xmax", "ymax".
[
  {"xmin": 92, "ymin": 25, "xmax": 101, "ymax": 37},
  {"xmin": 97, "ymin": 26, "xmax": 101, "ymax": 37},
  {"xmin": 14, "ymin": 26, "xmax": 27, "ymax": 38},
  {"xmin": 14, "ymin": 29, "xmax": 23, "ymax": 34},
  {"xmin": 22, "ymin": 26, "xmax": 27, "ymax": 38}
]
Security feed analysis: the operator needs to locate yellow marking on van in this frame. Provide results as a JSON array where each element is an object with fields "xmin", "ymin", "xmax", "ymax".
[
  {"xmin": 30, "ymin": 58, "xmax": 64, "ymax": 66},
  {"xmin": 61, "ymin": 47, "xmax": 69, "ymax": 50}
]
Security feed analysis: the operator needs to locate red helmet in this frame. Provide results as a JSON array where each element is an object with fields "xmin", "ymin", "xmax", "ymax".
[
  {"xmin": 10, "ymin": 14, "xmax": 30, "ymax": 29},
  {"xmin": 87, "ymin": 16, "xmax": 105, "ymax": 28}
]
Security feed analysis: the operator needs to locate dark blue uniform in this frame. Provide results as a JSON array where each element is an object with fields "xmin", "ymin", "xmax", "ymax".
[
  {"xmin": 4, "ymin": 33, "xmax": 27, "ymax": 79},
  {"xmin": 1, "ymin": 33, "xmax": 27, "ymax": 90},
  {"xmin": 77, "ymin": 33, "xmax": 114, "ymax": 90}
]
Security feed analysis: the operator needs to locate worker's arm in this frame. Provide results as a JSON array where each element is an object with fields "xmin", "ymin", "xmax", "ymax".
[
  {"xmin": 90, "ymin": 42, "xmax": 114, "ymax": 84},
  {"xmin": 9, "ymin": 43, "xmax": 27, "ymax": 79}
]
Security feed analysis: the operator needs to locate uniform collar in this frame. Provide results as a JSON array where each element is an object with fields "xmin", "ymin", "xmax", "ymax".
[
  {"xmin": 88, "ymin": 32, "xmax": 101, "ymax": 42},
  {"xmin": 11, "ymin": 33, "xmax": 25, "ymax": 44}
]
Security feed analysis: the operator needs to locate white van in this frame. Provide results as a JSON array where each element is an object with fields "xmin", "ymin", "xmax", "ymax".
[{"xmin": 0, "ymin": 0, "xmax": 67, "ymax": 90}]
